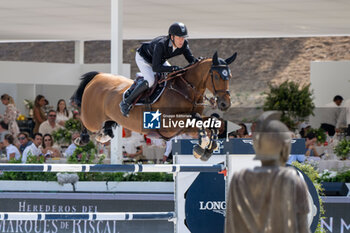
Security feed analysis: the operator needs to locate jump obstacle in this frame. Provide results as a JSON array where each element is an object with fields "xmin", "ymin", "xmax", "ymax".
[
  {"xmin": 0, "ymin": 212, "xmax": 175, "ymax": 221},
  {"xmin": 0, "ymin": 163, "xmax": 224, "ymax": 173},
  {"xmin": 0, "ymin": 162, "xmax": 224, "ymax": 226},
  {"xmin": 0, "ymin": 139, "xmax": 315, "ymax": 233}
]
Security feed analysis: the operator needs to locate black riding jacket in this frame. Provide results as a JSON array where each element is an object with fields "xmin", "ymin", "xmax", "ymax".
[{"xmin": 137, "ymin": 36, "xmax": 196, "ymax": 73}]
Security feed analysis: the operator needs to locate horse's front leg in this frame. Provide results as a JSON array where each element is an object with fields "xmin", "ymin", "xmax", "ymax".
[
  {"xmin": 200, "ymin": 129, "xmax": 219, "ymax": 161},
  {"xmin": 95, "ymin": 121, "xmax": 118, "ymax": 143},
  {"xmin": 193, "ymin": 128, "xmax": 210, "ymax": 159},
  {"xmin": 74, "ymin": 127, "xmax": 90, "ymax": 146}
]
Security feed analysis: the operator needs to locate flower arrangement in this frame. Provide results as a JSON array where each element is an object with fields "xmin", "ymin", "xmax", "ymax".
[
  {"xmin": 65, "ymin": 118, "xmax": 82, "ymax": 132},
  {"xmin": 68, "ymin": 141, "xmax": 97, "ymax": 164},
  {"xmin": 334, "ymin": 139, "xmax": 350, "ymax": 160},
  {"xmin": 292, "ymin": 162, "xmax": 325, "ymax": 233},
  {"xmin": 318, "ymin": 169, "xmax": 350, "ymax": 183},
  {"xmin": 52, "ymin": 118, "xmax": 82, "ymax": 144},
  {"xmin": 23, "ymin": 99, "xmax": 34, "ymax": 117},
  {"xmin": 23, "ymin": 99, "xmax": 34, "ymax": 110},
  {"xmin": 52, "ymin": 128, "xmax": 72, "ymax": 144},
  {"xmin": 310, "ymin": 128, "xmax": 327, "ymax": 144},
  {"xmin": 16, "ymin": 114, "xmax": 26, "ymax": 121}
]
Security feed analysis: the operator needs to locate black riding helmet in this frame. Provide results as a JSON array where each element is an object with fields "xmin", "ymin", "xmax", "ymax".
[{"xmin": 168, "ymin": 22, "xmax": 188, "ymax": 37}]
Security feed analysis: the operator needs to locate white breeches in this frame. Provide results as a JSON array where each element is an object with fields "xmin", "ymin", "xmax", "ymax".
[{"xmin": 135, "ymin": 52, "xmax": 170, "ymax": 87}]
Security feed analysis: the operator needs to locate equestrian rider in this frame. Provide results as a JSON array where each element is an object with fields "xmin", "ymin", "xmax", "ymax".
[{"xmin": 120, "ymin": 22, "xmax": 197, "ymax": 117}]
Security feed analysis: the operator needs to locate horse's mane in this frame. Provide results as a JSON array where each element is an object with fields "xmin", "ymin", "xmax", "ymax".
[{"xmin": 71, "ymin": 71, "xmax": 99, "ymax": 107}]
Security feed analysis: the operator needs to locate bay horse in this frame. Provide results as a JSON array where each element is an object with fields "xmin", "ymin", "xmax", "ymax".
[{"xmin": 71, "ymin": 52, "xmax": 236, "ymax": 152}]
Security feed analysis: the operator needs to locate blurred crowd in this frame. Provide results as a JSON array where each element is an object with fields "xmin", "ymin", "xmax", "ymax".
[{"xmin": 0, "ymin": 94, "xmax": 83, "ymax": 163}]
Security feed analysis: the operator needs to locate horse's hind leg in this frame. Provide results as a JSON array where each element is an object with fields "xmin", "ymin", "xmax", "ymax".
[{"xmin": 95, "ymin": 121, "xmax": 118, "ymax": 143}]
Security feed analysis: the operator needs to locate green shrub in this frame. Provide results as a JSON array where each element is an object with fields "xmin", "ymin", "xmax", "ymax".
[
  {"xmin": 334, "ymin": 139, "xmax": 350, "ymax": 160},
  {"xmin": 263, "ymin": 81, "xmax": 315, "ymax": 129}
]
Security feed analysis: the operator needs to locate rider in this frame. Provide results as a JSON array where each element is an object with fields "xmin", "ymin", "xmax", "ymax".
[{"xmin": 120, "ymin": 22, "xmax": 197, "ymax": 117}]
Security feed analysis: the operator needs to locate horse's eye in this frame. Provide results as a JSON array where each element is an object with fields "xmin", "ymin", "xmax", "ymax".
[{"xmin": 222, "ymin": 69, "xmax": 228, "ymax": 77}]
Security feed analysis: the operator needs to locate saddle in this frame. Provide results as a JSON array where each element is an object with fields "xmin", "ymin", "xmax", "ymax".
[
  {"xmin": 123, "ymin": 73, "xmax": 167, "ymax": 106},
  {"xmin": 123, "ymin": 60, "xmax": 200, "ymax": 106}
]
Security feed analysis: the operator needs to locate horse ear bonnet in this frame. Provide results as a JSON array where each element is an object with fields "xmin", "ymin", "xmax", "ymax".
[
  {"xmin": 225, "ymin": 52, "xmax": 237, "ymax": 65},
  {"xmin": 212, "ymin": 52, "xmax": 219, "ymax": 65}
]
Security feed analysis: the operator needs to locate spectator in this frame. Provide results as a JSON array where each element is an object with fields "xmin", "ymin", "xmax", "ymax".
[
  {"xmin": 305, "ymin": 132, "xmax": 320, "ymax": 158},
  {"xmin": 17, "ymin": 132, "xmax": 33, "ymax": 154},
  {"xmin": 56, "ymin": 99, "xmax": 72, "ymax": 127},
  {"xmin": 143, "ymin": 136, "xmax": 165, "ymax": 163},
  {"xmin": 65, "ymin": 131, "xmax": 80, "ymax": 157},
  {"xmin": 73, "ymin": 110, "xmax": 80, "ymax": 120},
  {"xmin": 122, "ymin": 128, "xmax": 145, "ymax": 161},
  {"xmin": 33, "ymin": 95, "xmax": 47, "ymax": 133},
  {"xmin": 41, "ymin": 134, "xmax": 61, "ymax": 159},
  {"xmin": 337, "ymin": 98, "xmax": 350, "ymax": 136},
  {"xmin": 163, "ymin": 133, "xmax": 192, "ymax": 162},
  {"xmin": 299, "ymin": 122, "xmax": 311, "ymax": 138},
  {"xmin": 3, "ymin": 134, "xmax": 21, "ymax": 161},
  {"xmin": 236, "ymin": 123, "xmax": 249, "ymax": 138},
  {"xmin": 210, "ymin": 113, "xmax": 227, "ymax": 139},
  {"xmin": 1, "ymin": 94, "xmax": 20, "ymax": 138},
  {"xmin": 39, "ymin": 110, "xmax": 63, "ymax": 136},
  {"xmin": 320, "ymin": 95, "xmax": 343, "ymax": 136},
  {"xmin": 0, "ymin": 121, "xmax": 9, "ymax": 152},
  {"xmin": 22, "ymin": 133, "xmax": 43, "ymax": 163}
]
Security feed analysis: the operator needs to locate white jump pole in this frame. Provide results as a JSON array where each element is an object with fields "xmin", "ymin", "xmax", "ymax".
[{"xmin": 0, "ymin": 212, "xmax": 175, "ymax": 221}]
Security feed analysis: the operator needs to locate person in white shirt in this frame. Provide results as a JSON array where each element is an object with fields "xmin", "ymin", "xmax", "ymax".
[
  {"xmin": 320, "ymin": 95, "xmax": 343, "ymax": 136},
  {"xmin": 3, "ymin": 134, "xmax": 21, "ymax": 161},
  {"xmin": 65, "ymin": 131, "xmax": 80, "ymax": 157},
  {"xmin": 143, "ymin": 137, "xmax": 165, "ymax": 163},
  {"xmin": 0, "ymin": 121, "xmax": 9, "ymax": 153},
  {"xmin": 39, "ymin": 110, "xmax": 63, "ymax": 136},
  {"xmin": 22, "ymin": 133, "xmax": 43, "ymax": 163},
  {"xmin": 163, "ymin": 133, "xmax": 193, "ymax": 162},
  {"xmin": 337, "ymin": 98, "xmax": 350, "ymax": 136},
  {"xmin": 56, "ymin": 99, "xmax": 73, "ymax": 127},
  {"xmin": 121, "ymin": 128, "xmax": 145, "ymax": 161}
]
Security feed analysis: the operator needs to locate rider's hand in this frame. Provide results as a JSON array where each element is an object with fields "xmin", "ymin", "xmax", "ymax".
[{"xmin": 171, "ymin": 66, "xmax": 181, "ymax": 72}]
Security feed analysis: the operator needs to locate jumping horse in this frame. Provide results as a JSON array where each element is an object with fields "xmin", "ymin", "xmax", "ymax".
[{"xmin": 71, "ymin": 52, "xmax": 237, "ymax": 160}]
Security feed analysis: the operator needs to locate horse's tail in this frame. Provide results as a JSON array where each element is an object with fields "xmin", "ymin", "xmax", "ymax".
[{"xmin": 71, "ymin": 71, "xmax": 99, "ymax": 107}]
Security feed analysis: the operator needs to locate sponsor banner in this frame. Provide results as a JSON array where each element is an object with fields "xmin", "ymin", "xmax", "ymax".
[
  {"xmin": 0, "ymin": 194, "xmax": 173, "ymax": 233},
  {"xmin": 321, "ymin": 199, "xmax": 350, "ymax": 233},
  {"xmin": 184, "ymin": 172, "xmax": 225, "ymax": 233}
]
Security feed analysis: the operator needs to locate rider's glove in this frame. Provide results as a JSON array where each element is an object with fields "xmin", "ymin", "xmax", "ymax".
[{"xmin": 171, "ymin": 66, "xmax": 181, "ymax": 72}]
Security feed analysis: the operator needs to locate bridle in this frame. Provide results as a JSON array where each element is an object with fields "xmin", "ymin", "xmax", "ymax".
[{"xmin": 209, "ymin": 65, "xmax": 231, "ymax": 98}]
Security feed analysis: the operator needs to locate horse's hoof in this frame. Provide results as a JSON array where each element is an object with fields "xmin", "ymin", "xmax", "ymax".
[
  {"xmin": 74, "ymin": 137, "xmax": 88, "ymax": 147},
  {"xmin": 95, "ymin": 134, "xmax": 111, "ymax": 143},
  {"xmin": 200, "ymin": 149, "xmax": 213, "ymax": 162},
  {"xmin": 193, "ymin": 145, "xmax": 205, "ymax": 159}
]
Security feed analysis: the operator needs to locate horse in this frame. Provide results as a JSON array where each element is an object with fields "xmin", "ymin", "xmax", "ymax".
[{"xmin": 71, "ymin": 52, "xmax": 237, "ymax": 157}]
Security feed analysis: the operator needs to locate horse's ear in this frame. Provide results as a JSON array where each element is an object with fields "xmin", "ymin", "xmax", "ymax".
[
  {"xmin": 225, "ymin": 52, "xmax": 237, "ymax": 65},
  {"xmin": 212, "ymin": 51, "xmax": 219, "ymax": 65}
]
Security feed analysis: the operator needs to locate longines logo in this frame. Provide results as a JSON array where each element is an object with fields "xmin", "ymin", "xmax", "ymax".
[{"xmin": 199, "ymin": 201, "xmax": 226, "ymax": 217}]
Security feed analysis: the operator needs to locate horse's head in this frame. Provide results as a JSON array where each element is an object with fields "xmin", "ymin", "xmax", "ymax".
[{"xmin": 207, "ymin": 51, "xmax": 237, "ymax": 111}]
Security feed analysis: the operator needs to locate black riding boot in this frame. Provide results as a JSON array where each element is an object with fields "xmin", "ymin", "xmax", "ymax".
[{"xmin": 120, "ymin": 80, "xmax": 149, "ymax": 117}]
